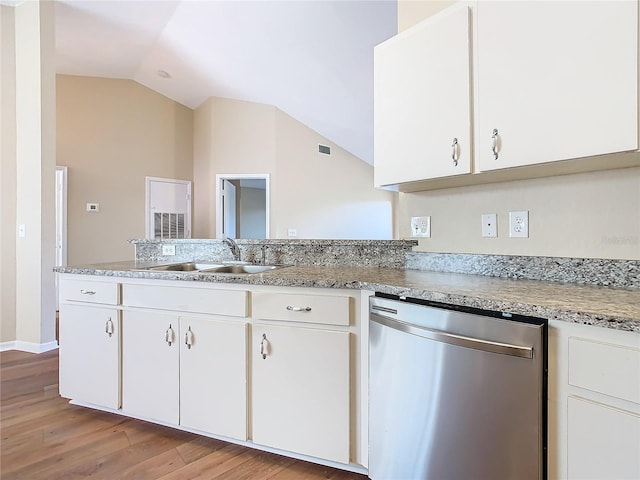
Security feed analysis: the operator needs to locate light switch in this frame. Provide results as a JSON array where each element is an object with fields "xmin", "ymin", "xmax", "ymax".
[{"xmin": 18, "ymin": 224, "xmax": 26, "ymax": 238}]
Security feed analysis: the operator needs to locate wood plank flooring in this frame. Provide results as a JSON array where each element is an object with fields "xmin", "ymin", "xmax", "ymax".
[{"xmin": 1, "ymin": 350, "xmax": 369, "ymax": 480}]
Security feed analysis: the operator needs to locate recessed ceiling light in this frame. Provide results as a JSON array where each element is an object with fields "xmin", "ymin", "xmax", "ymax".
[{"xmin": 157, "ymin": 70, "xmax": 171, "ymax": 79}]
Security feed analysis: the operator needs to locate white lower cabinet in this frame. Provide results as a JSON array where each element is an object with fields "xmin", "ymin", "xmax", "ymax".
[
  {"xmin": 59, "ymin": 303, "xmax": 120, "ymax": 410},
  {"xmin": 122, "ymin": 310, "xmax": 180, "ymax": 424},
  {"xmin": 548, "ymin": 321, "xmax": 640, "ymax": 480},
  {"xmin": 251, "ymin": 323, "xmax": 351, "ymax": 464},
  {"xmin": 568, "ymin": 396, "xmax": 640, "ymax": 479},
  {"xmin": 59, "ymin": 276, "xmax": 363, "ymax": 469},
  {"xmin": 122, "ymin": 310, "xmax": 248, "ymax": 440},
  {"xmin": 179, "ymin": 316, "xmax": 247, "ymax": 440}
]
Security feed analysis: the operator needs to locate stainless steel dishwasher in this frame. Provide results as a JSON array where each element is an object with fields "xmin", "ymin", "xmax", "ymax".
[{"xmin": 369, "ymin": 295, "xmax": 547, "ymax": 480}]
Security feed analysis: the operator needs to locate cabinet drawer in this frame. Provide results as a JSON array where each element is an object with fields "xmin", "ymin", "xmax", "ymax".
[
  {"xmin": 568, "ymin": 337, "xmax": 640, "ymax": 404},
  {"xmin": 252, "ymin": 292, "xmax": 350, "ymax": 326},
  {"xmin": 60, "ymin": 279, "xmax": 120, "ymax": 305},
  {"xmin": 122, "ymin": 284, "xmax": 248, "ymax": 317}
]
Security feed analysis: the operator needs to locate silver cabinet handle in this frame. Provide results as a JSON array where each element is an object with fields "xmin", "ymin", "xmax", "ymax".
[
  {"xmin": 105, "ymin": 318, "xmax": 114, "ymax": 337},
  {"xmin": 491, "ymin": 129, "xmax": 500, "ymax": 160},
  {"xmin": 286, "ymin": 306, "xmax": 311, "ymax": 312},
  {"xmin": 80, "ymin": 289, "xmax": 96, "ymax": 295},
  {"xmin": 260, "ymin": 333, "xmax": 269, "ymax": 359},
  {"xmin": 451, "ymin": 138, "xmax": 459, "ymax": 166},
  {"xmin": 165, "ymin": 324, "xmax": 174, "ymax": 346},
  {"xmin": 184, "ymin": 326, "xmax": 193, "ymax": 350}
]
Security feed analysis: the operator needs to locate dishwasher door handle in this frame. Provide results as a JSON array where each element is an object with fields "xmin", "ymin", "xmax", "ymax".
[{"xmin": 370, "ymin": 312, "xmax": 534, "ymax": 359}]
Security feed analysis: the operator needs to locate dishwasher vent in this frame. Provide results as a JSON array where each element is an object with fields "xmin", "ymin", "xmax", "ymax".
[{"xmin": 318, "ymin": 144, "xmax": 331, "ymax": 155}]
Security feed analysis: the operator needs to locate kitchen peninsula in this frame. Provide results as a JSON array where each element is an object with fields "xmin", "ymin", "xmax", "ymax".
[{"xmin": 55, "ymin": 239, "xmax": 640, "ymax": 479}]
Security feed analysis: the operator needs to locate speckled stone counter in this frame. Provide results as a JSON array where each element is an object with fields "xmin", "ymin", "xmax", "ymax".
[{"xmin": 55, "ymin": 261, "xmax": 640, "ymax": 333}]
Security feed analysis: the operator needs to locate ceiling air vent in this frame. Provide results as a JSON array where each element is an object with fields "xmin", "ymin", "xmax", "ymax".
[{"xmin": 318, "ymin": 144, "xmax": 331, "ymax": 155}]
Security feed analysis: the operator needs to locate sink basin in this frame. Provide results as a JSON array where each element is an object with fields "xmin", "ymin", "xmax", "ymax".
[
  {"xmin": 199, "ymin": 264, "xmax": 282, "ymax": 274},
  {"xmin": 145, "ymin": 262, "xmax": 224, "ymax": 272},
  {"xmin": 134, "ymin": 262, "xmax": 287, "ymax": 274}
]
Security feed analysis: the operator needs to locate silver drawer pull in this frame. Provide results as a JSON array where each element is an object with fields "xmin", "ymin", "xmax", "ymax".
[
  {"xmin": 451, "ymin": 138, "xmax": 459, "ymax": 166},
  {"xmin": 165, "ymin": 324, "xmax": 174, "ymax": 346},
  {"xmin": 286, "ymin": 306, "xmax": 312, "ymax": 312},
  {"xmin": 185, "ymin": 326, "xmax": 193, "ymax": 350},
  {"xmin": 105, "ymin": 318, "xmax": 114, "ymax": 337},
  {"xmin": 80, "ymin": 289, "xmax": 96, "ymax": 295},
  {"xmin": 491, "ymin": 128, "xmax": 500, "ymax": 160},
  {"xmin": 260, "ymin": 333, "xmax": 269, "ymax": 359}
]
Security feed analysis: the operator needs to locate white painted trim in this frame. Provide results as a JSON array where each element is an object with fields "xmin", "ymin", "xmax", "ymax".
[
  {"xmin": 0, "ymin": 340, "xmax": 59, "ymax": 353},
  {"xmin": 145, "ymin": 176, "xmax": 192, "ymax": 239},
  {"xmin": 55, "ymin": 166, "xmax": 68, "ymax": 267},
  {"xmin": 215, "ymin": 174, "xmax": 270, "ymax": 239}
]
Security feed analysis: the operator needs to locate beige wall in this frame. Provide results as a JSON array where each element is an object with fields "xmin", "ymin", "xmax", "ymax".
[
  {"xmin": 1, "ymin": 1, "xmax": 57, "ymax": 347},
  {"xmin": 1, "ymin": 5, "xmax": 17, "ymax": 344},
  {"xmin": 193, "ymin": 97, "xmax": 277, "ymax": 238},
  {"xmin": 396, "ymin": 1, "xmax": 640, "ymax": 260},
  {"xmin": 57, "ymin": 75, "xmax": 194, "ymax": 265},
  {"xmin": 193, "ymin": 96, "xmax": 394, "ymax": 239},
  {"xmin": 273, "ymin": 109, "xmax": 394, "ymax": 239}
]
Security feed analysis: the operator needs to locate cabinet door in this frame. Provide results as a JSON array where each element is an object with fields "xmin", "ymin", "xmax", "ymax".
[
  {"xmin": 476, "ymin": 1, "xmax": 638, "ymax": 171},
  {"xmin": 374, "ymin": 5, "xmax": 472, "ymax": 186},
  {"xmin": 122, "ymin": 311, "xmax": 179, "ymax": 424},
  {"xmin": 179, "ymin": 316, "xmax": 247, "ymax": 440},
  {"xmin": 59, "ymin": 304, "xmax": 120, "ymax": 409},
  {"xmin": 252, "ymin": 324, "xmax": 350, "ymax": 464},
  {"xmin": 568, "ymin": 396, "xmax": 640, "ymax": 479}
]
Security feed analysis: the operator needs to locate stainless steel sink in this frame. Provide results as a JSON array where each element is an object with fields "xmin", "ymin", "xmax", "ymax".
[
  {"xmin": 144, "ymin": 262, "xmax": 224, "ymax": 272},
  {"xmin": 134, "ymin": 262, "xmax": 287, "ymax": 274},
  {"xmin": 199, "ymin": 264, "xmax": 282, "ymax": 274}
]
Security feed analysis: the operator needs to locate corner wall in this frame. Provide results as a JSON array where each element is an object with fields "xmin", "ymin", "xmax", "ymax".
[
  {"xmin": 193, "ymin": 96, "xmax": 394, "ymax": 240},
  {"xmin": 1, "ymin": 1, "xmax": 57, "ymax": 349},
  {"xmin": 56, "ymin": 75, "xmax": 194, "ymax": 265},
  {"xmin": 0, "ymin": 5, "xmax": 17, "ymax": 344},
  {"xmin": 395, "ymin": 1, "xmax": 640, "ymax": 260}
]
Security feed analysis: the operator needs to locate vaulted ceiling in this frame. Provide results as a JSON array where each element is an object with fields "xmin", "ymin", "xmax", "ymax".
[{"xmin": 54, "ymin": 0, "xmax": 398, "ymax": 165}]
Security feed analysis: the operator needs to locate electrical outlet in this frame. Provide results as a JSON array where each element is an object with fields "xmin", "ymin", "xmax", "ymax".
[
  {"xmin": 410, "ymin": 216, "xmax": 431, "ymax": 238},
  {"xmin": 509, "ymin": 211, "xmax": 529, "ymax": 238},
  {"xmin": 481, "ymin": 213, "xmax": 497, "ymax": 238},
  {"xmin": 287, "ymin": 228, "xmax": 297, "ymax": 238},
  {"xmin": 162, "ymin": 244, "xmax": 176, "ymax": 256}
]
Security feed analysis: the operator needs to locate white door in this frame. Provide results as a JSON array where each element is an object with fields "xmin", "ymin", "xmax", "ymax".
[
  {"xmin": 59, "ymin": 304, "xmax": 120, "ymax": 409},
  {"xmin": 252, "ymin": 323, "xmax": 350, "ymax": 463},
  {"xmin": 122, "ymin": 311, "xmax": 179, "ymax": 424},
  {"xmin": 476, "ymin": 1, "xmax": 638, "ymax": 171},
  {"xmin": 222, "ymin": 179, "xmax": 237, "ymax": 238},
  {"xmin": 179, "ymin": 316, "xmax": 248, "ymax": 440},
  {"xmin": 146, "ymin": 177, "xmax": 192, "ymax": 239},
  {"xmin": 374, "ymin": 4, "xmax": 472, "ymax": 186}
]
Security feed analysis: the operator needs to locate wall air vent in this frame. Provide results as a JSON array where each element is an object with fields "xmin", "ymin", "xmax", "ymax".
[{"xmin": 318, "ymin": 144, "xmax": 331, "ymax": 155}]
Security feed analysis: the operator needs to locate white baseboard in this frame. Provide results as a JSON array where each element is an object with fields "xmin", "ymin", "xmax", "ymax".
[{"xmin": 0, "ymin": 340, "xmax": 59, "ymax": 353}]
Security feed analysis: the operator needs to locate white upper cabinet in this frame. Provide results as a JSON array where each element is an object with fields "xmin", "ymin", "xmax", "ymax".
[
  {"xmin": 374, "ymin": 0, "xmax": 639, "ymax": 188},
  {"xmin": 476, "ymin": 1, "xmax": 638, "ymax": 171},
  {"xmin": 374, "ymin": 4, "xmax": 472, "ymax": 186}
]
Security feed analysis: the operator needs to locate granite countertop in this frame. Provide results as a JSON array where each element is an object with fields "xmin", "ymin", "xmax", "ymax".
[{"xmin": 55, "ymin": 260, "xmax": 640, "ymax": 333}]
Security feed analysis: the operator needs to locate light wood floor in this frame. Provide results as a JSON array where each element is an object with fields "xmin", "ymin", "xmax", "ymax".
[{"xmin": 1, "ymin": 349, "xmax": 369, "ymax": 480}]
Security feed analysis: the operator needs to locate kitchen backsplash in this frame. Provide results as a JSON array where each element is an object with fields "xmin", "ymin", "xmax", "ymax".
[
  {"xmin": 406, "ymin": 252, "xmax": 640, "ymax": 289},
  {"xmin": 131, "ymin": 239, "xmax": 418, "ymax": 268}
]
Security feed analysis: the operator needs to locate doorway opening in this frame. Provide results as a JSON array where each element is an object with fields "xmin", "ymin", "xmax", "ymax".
[
  {"xmin": 216, "ymin": 174, "xmax": 269, "ymax": 239},
  {"xmin": 145, "ymin": 177, "xmax": 192, "ymax": 239}
]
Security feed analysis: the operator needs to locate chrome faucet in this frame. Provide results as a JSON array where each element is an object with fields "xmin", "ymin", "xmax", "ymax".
[{"xmin": 223, "ymin": 237, "xmax": 242, "ymax": 262}]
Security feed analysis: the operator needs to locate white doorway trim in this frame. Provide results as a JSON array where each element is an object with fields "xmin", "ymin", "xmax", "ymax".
[
  {"xmin": 216, "ymin": 174, "xmax": 270, "ymax": 239},
  {"xmin": 145, "ymin": 177, "xmax": 192, "ymax": 239},
  {"xmin": 55, "ymin": 166, "xmax": 68, "ymax": 267},
  {"xmin": 55, "ymin": 166, "xmax": 68, "ymax": 311}
]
